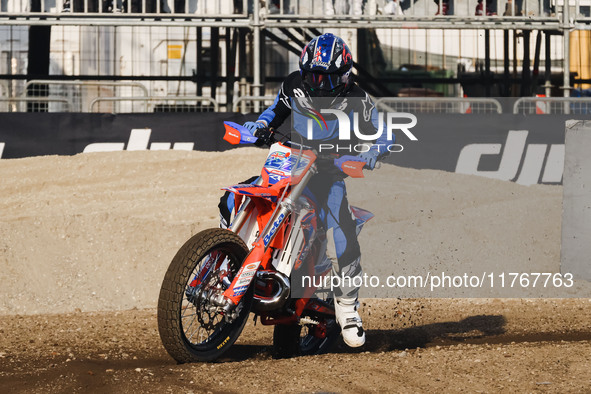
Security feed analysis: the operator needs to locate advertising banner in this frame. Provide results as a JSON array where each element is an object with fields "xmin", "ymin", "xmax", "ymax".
[
  {"xmin": 1, "ymin": 112, "xmax": 590, "ymax": 186},
  {"xmin": 0, "ymin": 113, "xmax": 254, "ymax": 159}
]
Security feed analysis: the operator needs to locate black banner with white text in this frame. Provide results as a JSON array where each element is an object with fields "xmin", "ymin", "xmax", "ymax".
[{"xmin": 1, "ymin": 113, "xmax": 589, "ymax": 185}]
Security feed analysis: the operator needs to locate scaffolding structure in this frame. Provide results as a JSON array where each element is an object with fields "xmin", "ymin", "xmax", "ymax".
[{"xmin": 1, "ymin": 0, "xmax": 591, "ymax": 112}]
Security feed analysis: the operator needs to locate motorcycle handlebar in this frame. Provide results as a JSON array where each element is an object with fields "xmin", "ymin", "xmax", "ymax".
[
  {"xmin": 253, "ymin": 127, "xmax": 277, "ymax": 147},
  {"xmin": 254, "ymin": 128, "xmax": 384, "ymax": 172}
]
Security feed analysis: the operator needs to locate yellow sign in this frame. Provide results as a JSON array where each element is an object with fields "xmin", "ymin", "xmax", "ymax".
[
  {"xmin": 571, "ymin": 31, "xmax": 591, "ymax": 90},
  {"xmin": 168, "ymin": 45, "xmax": 183, "ymax": 60}
]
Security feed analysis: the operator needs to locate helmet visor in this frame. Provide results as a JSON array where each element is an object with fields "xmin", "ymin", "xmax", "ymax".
[{"xmin": 303, "ymin": 71, "xmax": 347, "ymax": 91}]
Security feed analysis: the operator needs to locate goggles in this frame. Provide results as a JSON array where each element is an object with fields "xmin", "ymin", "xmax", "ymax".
[{"xmin": 303, "ymin": 71, "xmax": 348, "ymax": 91}]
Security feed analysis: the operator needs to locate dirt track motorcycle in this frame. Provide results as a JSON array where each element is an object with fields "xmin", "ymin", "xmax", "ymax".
[{"xmin": 157, "ymin": 121, "xmax": 374, "ymax": 362}]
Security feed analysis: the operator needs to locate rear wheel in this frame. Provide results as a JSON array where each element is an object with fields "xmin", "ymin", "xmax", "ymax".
[
  {"xmin": 272, "ymin": 305, "xmax": 340, "ymax": 359},
  {"xmin": 157, "ymin": 228, "xmax": 251, "ymax": 363},
  {"xmin": 298, "ymin": 317, "xmax": 340, "ymax": 355}
]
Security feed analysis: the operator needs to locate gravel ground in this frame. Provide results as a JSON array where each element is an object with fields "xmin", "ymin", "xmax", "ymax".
[
  {"xmin": 1, "ymin": 299, "xmax": 590, "ymax": 393},
  {"xmin": 1, "ymin": 149, "xmax": 589, "ymax": 392}
]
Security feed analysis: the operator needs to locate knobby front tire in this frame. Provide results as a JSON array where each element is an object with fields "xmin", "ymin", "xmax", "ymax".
[{"xmin": 157, "ymin": 228, "xmax": 251, "ymax": 363}]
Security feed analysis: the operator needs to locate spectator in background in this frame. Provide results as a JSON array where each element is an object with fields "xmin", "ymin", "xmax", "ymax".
[
  {"xmin": 502, "ymin": 0, "xmax": 553, "ymax": 16},
  {"xmin": 325, "ymin": 0, "xmax": 364, "ymax": 15},
  {"xmin": 233, "ymin": 0, "xmax": 285, "ymax": 15},
  {"xmin": 383, "ymin": 0, "xmax": 452, "ymax": 15},
  {"xmin": 382, "ymin": 0, "xmax": 403, "ymax": 15},
  {"xmin": 267, "ymin": 0, "xmax": 282, "ymax": 14},
  {"xmin": 475, "ymin": 0, "xmax": 496, "ymax": 15},
  {"xmin": 433, "ymin": 0, "xmax": 451, "ymax": 15}
]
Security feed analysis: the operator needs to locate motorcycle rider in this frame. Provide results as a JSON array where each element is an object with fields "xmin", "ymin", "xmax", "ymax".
[{"xmin": 242, "ymin": 33, "xmax": 393, "ymax": 348}]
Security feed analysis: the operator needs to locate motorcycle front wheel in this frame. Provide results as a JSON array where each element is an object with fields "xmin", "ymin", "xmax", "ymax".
[{"xmin": 157, "ymin": 228, "xmax": 251, "ymax": 363}]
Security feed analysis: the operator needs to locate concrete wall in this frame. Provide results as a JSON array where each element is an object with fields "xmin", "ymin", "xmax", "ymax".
[{"xmin": 561, "ymin": 120, "xmax": 591, "ymax": 281}]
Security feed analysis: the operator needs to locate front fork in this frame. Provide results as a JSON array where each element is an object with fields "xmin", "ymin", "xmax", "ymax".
[{"xmin": 221, "ymin": 168, "xmax": 317, "ymax": 313}]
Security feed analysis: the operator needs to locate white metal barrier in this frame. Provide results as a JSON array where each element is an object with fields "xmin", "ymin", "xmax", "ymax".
[
  {"xmin": 375, "ymin": 97, "xmax": 503, "ymax": 114},
  {"xmin": 0, "ymin": 96, "xmax": 72, "ymax": 112},
  {"xmin": 232, "ymin": 95, "xmax": 277, "ymax": 114},
  {"xmin": 513, "ymin": 97, "xmax": 591, "ymax": 114},
  {"xmin": 264, "ymin": 0, "xmax": 559, "ymax": 19},
  {"xmin": 0, "ymin": 0, "xmax": 248, "ymax": 16},
  {"xmin": 89, "ymin": 96, "xmax": 219, "ymax": 113},
  {"xmin": 0, "ymin": 0, "xmax": 576, "ymax": 19},
  {"xmin": 25, "ymin": 80, "xmax": 149, "ymax": 113}
]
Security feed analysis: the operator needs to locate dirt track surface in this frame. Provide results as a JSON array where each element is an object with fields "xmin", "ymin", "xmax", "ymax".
[
  {"xmin": 1, "ymin": 150, "xmax": 590, "ymax": 392},
  {"xmin": 1, "ymin": 299, "xmax": 591, "ymax": 393}
]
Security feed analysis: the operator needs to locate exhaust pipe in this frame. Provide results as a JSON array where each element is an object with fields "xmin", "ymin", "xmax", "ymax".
[{"xmin": 252, "ymin": 270, "xmax": 290, "ymax": 313}]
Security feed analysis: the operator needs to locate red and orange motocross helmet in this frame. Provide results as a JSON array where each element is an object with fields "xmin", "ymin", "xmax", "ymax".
[{"xmin": 299, "ymin": 33, "xmax": 354, "ymax": 97}]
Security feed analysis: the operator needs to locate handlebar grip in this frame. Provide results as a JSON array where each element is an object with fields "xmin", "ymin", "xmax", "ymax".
[{"xmin": 253, "ymin": 128, "xmax": 275, "ymax": 147}]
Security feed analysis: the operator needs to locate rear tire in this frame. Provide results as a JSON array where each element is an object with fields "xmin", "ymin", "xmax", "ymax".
[
  {"xmin": 272, "ymin": 324, "xmax": 302, "ymax": 359},
  {"xmin": 157, "ymin": 228, "xmax": 251, "ymax": 363},
  {"xmin": 272, "ymin": 312, "xmax": 340, "ymax": 359}
]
